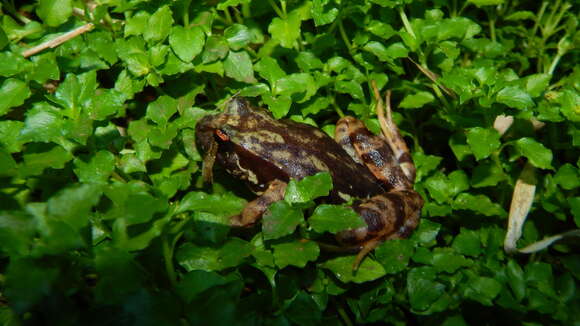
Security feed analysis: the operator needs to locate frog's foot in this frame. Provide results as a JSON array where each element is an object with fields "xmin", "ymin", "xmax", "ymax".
[
  {"xmin": 371, "ymin": 81, "xmax": 416, "ymax": 183},
  {"xmin": 231, "ymin": 180, "xmax": 287, "ymax": 227},
  {"xmin": 201, "ymin": 137, "xmax": 219, "ymax": 184},
  {"xmin": 353, "ymin": 238, "xmax": 382, "ymax": 270}
]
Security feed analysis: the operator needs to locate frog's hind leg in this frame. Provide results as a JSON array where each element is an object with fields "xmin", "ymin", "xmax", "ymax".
[
  {"xmin": 231, "ymin": 180, "xmax": 287, "ymax": 227},
  {"xmin": 337, "ymin": 190, "xmax": 423, "ymax": 269},
  {"xmin": 371, "ymin": 80, "xmax": 416, "ymax": 183},
  {"xmin": 336, "ymin": 116, "xmax": 412, "ymax": 192}
]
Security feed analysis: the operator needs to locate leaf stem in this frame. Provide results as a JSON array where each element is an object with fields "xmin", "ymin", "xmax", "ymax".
[
  {"xmin": 398, "ymin": 7, "xmax": 416, "ymax": 40},
  {"xmin": 267, "ymin": 0, "xmax": 284, "ymax": 18},
  {"xmin": 337, "ymin": 19, "xmax": 353, "ymax": 55},
  {"xmin": 547, "ymin": 52, "xmax": 563, "ymax": 75},
  {"xmin": 163, "ymin": 235, "xmax": 178, "ymax": 287},
  {"xmin": 337, "ymin": 300, "xmax": 354, "ymax": 326},
  {"xmin": 223, "ymin": 7, "xmax": 233, "ymax": 25},
  {"xmin": 489, "ymin": 17, "xmax": 496, "ymax": 43},
  {"xmin": 332, "ymin": 97, "xmax": 345, "ymax": 118},
  {"xmin": 531, "ymin": 2, "xmax": 548, "ymax": 37}
]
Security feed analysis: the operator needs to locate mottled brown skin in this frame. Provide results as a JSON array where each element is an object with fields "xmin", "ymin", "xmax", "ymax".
[{"xmin": 196, "ymin": 93, "xmax": 423, "ymax": 268}]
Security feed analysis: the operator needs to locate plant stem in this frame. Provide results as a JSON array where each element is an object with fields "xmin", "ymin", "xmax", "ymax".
[
  {"xmin": 547, "ymin": 52, "xmax": 563, "ymax": 75},
  {"xmin": 223, "ymin": 7, "xmax": 233, "ymax": 25},
  {"xmin": 163, "ymin": 235, "xmax": 178, "ymax": 287},
  {"xmin": 337, "ymin": 301, "xmax": 354, "ymax": 326},
  {"xmin": 399, "ymin": 7, "xmax": 416, "ymax": 40},
  {"xmin": 531, "ymin": 2, "xmax": 548, "ymax": 37},
  {"xmin": 267, "ymin": 0, "xmax": 284, "ymax": 18},
  {"xmin": 337, "ymin": 19, "xmax": 353, "ymax": 55},
  {"xmin": 22, "ymin": 23, "xmax": 95, "ymax": 58},
  {"xmin": 489, "ymin": 17, "xmax": 496, "ymax": 42}
]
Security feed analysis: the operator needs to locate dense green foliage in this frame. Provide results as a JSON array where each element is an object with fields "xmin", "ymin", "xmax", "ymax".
[{"xmin": 0, "ymin": 0, "xmax": 579, "ymax": 325}]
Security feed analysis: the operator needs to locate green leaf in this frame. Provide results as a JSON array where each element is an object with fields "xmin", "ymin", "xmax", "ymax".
[
  {"xmin": 468, "ymin": 0, "xmax": 505, "ymax": 6},
  {"xmin": 73, "ymin": 151, "xmax": 115, "ymax": 184},
  {"xmin": 453, "ymin": 193, "xmax": 506, "ymax": 217},
  {"xmin": 223, "ymin": 50, "xmax": 256, "ymax": 83},
  {"xmin": 367, "ymin": 20, "xmax": 396, "ymax": 40},
  {"xmin": 0, "ymin": 26, "xmax": 8, "ymax": 50},
  {"xmin": 471, "ymin": 161, "xmax": 506, "ymax": 188},
  {"xmin": 272, "ymin": 240, "xmax": 319, "ymax": 268},
  {"xmin": 321, "ymin": 255, "xmax": 386, "ymax": 283},
  {"xmin": 178, "ymin": 191, "xmax": 246, "ymax": 217},
  {"xmin": 506, "ymin": 259, "xmax": 526, "ymax": 301},
  {"xmin": 462, "ymin": 275, "xmax": 502, "ymax": 306},
  {"xmin": 192, "ymin": 212, "xmax": 230, "ymax": 245},
  {"xmin": 285, "ymin": 291, "xmax": 322, "ymax": 326},
  {"xmin": 105, "ymin": 192, "xmax": 167, "ymax": 225},
  {"xmin": 311, "ymin": 0, "xmax": 338, "ymax": 26},
  {"xmin": 407, "ymin": 267, "xmax": 445, "ymax": 311},
  {"xmin": 525, "ymin": 74, "xmax": 551, "ymax": 97},
  {"xmin": 432, "ymin": 248, "xmax": 472, "ymax": 273},
  {"xmin": 201, "ymin": 36, "xmax": 229, "ymax": 63},
  {"xmin": 295, "ymin": 52, "xmax": 323, "ymax": 71},
  {"xmin": 375, "ymin": 239, "xmax": 415, "ymax": 274},
  {"xmin": 28, "ymin": 52, "xmax": 60, "ymax": 83},
  {"xmin": 262, "ymin": 201, "xmax": 304, "ymax": 240},
  {"xmin": 514, "ymin": 137, "xmax": 553, "ymax": 169},
  {"xmin": 18, "ymin": 103, "xmax": 62, "ymax": 143},
  {"xmin": 411, "ymin": 218, "xmax": 441, "ymax": 246},
  {"xmin": 0, "ymin": 79, "xmax": 31, "ymax": 116},
  {"xmin": 20, "ymin": 145, "xmax": 73, "ymax": 176},
  {"xmin": 146, "ymin": 95, "xmax": 178, "ymax": 127},
  {"xmin": 496, "ymin": 86, "xmax": 534, "ymax": 109},
  {"xmin": 47, "ymin": 184, "xmax": 102, "ymax": 229},
  {"xmin": 274, "ymin": 73, "xmax": 317, "ymax": 102},
  {"xmin": 144, "ymin": 6, "xmax": 174, "ymax": 43},
  {"xmin": 269, "ymin": 11, "xmax": 302, "ymax": 48},
  {"xmin": 169, "ymin": 26, "xmax": 205, "ymax": 62},
  {"xmin": 224, "ymin": 24, "xmax": 252, "ymax": 50},
  {"xmin": 217, "ymin": 0, "xmax": 251, "ymax": 10},
  {"xmin": 399, "ymin": 91, "xmax": 435, "ymax": 109},
  {"xmin": 36, "ymin": 0, "xmax": 72, "ymax": 27},
  {"xmin": 335, "ymin": 80, "xmax": 364, "ymax": 101},
  {"xmin": 308, "ymin": 205, "xmax": 365, "ymax": 234},
  {"xmin": 553, "ymin": 163, "xmax": 579, "ymax": 190},
  {"xmin": 255, "ymin": 57, "xmax": 286, "ymax": 86},
  {"xmin": 466, "ymin": 127, "xmax": 501, "ymax": 160},
  {"xmin": 176, "ymin": 238, "xmax": 253, "ymax": 271},
  {"xmin": 284, "ymin": 172, "xmax": 333, "ymax": 203},
  {"xmin": 124, "ymin": 11, "xmax": 150, "ymax": 37},
  {"xmin": 0, "ymin": 52, "xmax": 30, "ymax": 77},
  {"xmin": 4, "ymin": 258, "xmax": 59, "ymax": 313},
  {"xmin": 452, "ymin": 229, "xmax": 482, "ymax": 257},
  {"xmin": 569, "ymin": 197, "xmax": 580, "ymax": 228},
  {"xmin": 262, "ymin": 94, "xmax": 292, "ymax": 119},
  {"xmin": 0, "ymin": 121, "xmax": 23, "ymax": 153}
]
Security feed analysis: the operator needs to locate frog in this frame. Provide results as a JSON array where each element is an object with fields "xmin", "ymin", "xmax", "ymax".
[{"xmin": 195, "ymin": 82, "xmax": 423, "ymax": 268}]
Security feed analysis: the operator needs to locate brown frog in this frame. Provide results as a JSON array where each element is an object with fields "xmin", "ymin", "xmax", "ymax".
[{"xmin": 195, "ymin": 82, "xmax": 423, "ymax": 267}]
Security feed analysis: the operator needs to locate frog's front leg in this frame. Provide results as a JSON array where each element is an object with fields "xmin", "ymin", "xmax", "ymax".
[{"xmin": 231, "ymin": 180, "xmax": 287, "ymax": 227}]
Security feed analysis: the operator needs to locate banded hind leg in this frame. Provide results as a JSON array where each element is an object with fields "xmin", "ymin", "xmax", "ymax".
[{"xmin": 334, "ymin": 84, "xmax": 423, "ymax": 269}]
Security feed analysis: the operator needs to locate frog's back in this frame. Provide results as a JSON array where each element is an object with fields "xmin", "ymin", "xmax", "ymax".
[{"xmin": 228, "ymin": 111, "xmax": 385, "ymax": 201}]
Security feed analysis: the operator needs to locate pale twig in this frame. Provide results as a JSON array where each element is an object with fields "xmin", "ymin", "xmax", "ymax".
[{"xmin": 22, "ymin": 23, "xmax": 94, "ymax": 58}]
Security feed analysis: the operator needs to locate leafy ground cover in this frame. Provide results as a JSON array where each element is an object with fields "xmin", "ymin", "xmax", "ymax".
[{"xmin": 0, "ymin": 0, "xmax": 579, "ymax": 325}]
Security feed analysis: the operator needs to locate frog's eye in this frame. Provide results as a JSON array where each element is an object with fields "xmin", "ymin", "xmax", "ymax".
[{"xmin": 215, "ymin": 129, "xmax": 230, "ymax": 141}]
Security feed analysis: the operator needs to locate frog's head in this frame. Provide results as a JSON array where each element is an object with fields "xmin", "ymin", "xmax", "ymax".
[{"xmin": 195, "ymin": 97, "xmax": 269, "ymax": 156}]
